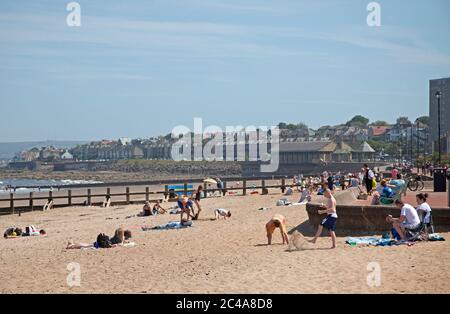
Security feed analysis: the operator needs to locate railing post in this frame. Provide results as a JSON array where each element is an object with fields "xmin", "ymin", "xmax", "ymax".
[
  {"xmin": 183, "ymin": 183, "xmax": 188, "ymax": 196},
  {"xmin": 87, "ymin": 189, "xmax": 91, "ymax": 206},
  {"xmin": 145, "ymin": 187, "xmax": 149, "ymax": 202},
  {"xmin": 107, "ymin": 187, "xmax": 111, "ymax": 199},
  {"xmin": 10, "ymin": 193, "xmax": 14, "ymax": 215},
  {"xmin": 448, "ymin": 178, "xmax": 450, "ymax": 208},
  {"xmin": 29, "ymin": 192, "xmax": 34, "ymax": 211},
  {"xmin": 243, "ymin": 180, "xmax": 247, "ymax": 196},
  {"xmin": 281, "ymin": 178, "xmax": 286, "ymax": 194},
  {"xmin": 222, "ymin": 181, "xmax": 227, "ymax": 196},
  {"xmin": 49, "ymin": 190, "xmax": 53, "ymax": 203},
  {"xmin": 126, "ymin": 187, "xmax": 130, "ymax": 204},
  {"xmin": 68, "ymin": 190, "xmax": 72, "ymax": 206}
]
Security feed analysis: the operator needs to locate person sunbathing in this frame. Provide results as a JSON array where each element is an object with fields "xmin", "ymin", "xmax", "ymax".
[
  {"xmin": 66, "ymin": 228, "xmax": 132, "ymax": 249},
  {"xmin": 142, "ymin": 201, "xmax": 152, "ymax": 216},
  {"xmin": 266, "ymin": 214, "xmax": 289, "ymax": 245},
  {"xmin": 214, "ymin": 208, "xmax": 231, "ymax": 220},
  {"xmin": 110, "ymin": 228, "xmax": 132, "ymax": 245}
]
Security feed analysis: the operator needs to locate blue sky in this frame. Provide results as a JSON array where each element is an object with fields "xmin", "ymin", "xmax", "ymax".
[{"xmin": 1, "ymin": 0, "xmax": 450, "ymax": 142}]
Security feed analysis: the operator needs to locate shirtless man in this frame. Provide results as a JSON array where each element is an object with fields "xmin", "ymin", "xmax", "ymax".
[
  {"xmin": 308, "ymin": 188, "xmax": 338, "ymax": 249},
  {"xmin": 266, "ymin": 214, "xmax": 289, "ymax": 245}
]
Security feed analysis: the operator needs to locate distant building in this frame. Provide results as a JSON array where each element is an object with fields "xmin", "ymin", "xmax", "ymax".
[
  {"xmin": 279, "ymin": 140, "xmax": 376, "ymax": 164},
  {"xmin": 430, "ymin": 78, "xmax": 450, "ymax": 154},
  {"xmin": 368, "ymin": 126, "xmax": 391, "ymax": 140},
  {"xmin": 71, "ymin": 139, "xmax": 144, "ymax": 160},
  {"xmin": 60, "ymin": 150, "xmax": 74, "ymax": 160}
]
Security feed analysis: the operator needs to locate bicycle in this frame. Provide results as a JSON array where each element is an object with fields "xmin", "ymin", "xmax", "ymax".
[{"xmin": 406, "ymin": 174, "xmax": 424, "ymax": 192}]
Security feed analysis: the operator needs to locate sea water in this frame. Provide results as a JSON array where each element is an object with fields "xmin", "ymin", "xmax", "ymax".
[{"xmin": 0, "ymin": 178, "xmax": 103, "ymax": 194}]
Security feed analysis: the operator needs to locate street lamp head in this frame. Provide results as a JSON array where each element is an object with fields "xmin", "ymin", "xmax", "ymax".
[{"xmin": 435, "ymin": 91, "xmax": 442, "ymax": 99}]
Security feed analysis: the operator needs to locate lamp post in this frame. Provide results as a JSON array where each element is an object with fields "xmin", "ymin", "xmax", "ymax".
[
  {"xmin": 410, "ymin": 122, "xmax": 413, "ymax": 162},
  {"xmin": 435, "ymin": 91, "xmax": 442, "ymax": 166},
  {"xmin": 415, "ymin": 119, "xmax": 419, "ymax": 168}
]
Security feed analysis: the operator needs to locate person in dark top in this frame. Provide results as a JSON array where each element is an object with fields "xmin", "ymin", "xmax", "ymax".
[{"xmin": 192, "ymin": 185, "xmax": 204, "ymax": 220}]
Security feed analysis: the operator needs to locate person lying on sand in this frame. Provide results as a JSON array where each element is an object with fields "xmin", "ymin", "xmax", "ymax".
[
  {"xmin": 266, "ymin": 214, "xmax": 289, "ymax": 245},
  {"xmin": 177, "ymin": 196, "xmax": 196, "ymax": 222},
  {"xmin": 214, "ymin": 208, "xmax": 231, "ymax": 220},
  {"xmin": 308, "ymin": 188, "xmax": 337, "ymax": 249},
  {"xmin": 66, "ymin": 228, "xmax": 132, "ymax": 249}
]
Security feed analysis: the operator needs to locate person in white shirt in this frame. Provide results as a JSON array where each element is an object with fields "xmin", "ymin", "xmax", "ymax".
[
  {"xmin": 386, "ymin": 200, "xmax": 421, "ymax": 240},
  {"xmin": 308, "ymin": 189, "xmax": 338, "ymax": 249},
  {"xmin": 415, "ymin": 193, "xmax": 432, "ymax": 224},
  {"xmin": 214, "ymin": 208, "xmax": 231, "ymax": 220}
]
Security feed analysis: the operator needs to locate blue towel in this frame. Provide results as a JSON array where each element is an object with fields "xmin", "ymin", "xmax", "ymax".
[{"xmin": 151, "ymin": 221, "xmax": 193, "ymax": 230}]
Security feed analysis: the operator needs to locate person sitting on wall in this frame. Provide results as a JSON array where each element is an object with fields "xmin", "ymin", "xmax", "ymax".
[{"xmin": 371, "ymin": 180, "xmax": 396, "ymax": 205}]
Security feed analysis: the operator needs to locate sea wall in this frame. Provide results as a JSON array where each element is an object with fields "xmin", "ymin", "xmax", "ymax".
[{"xmin": 306, "ymin": 187, "xmax": 450, "ymax": 234}]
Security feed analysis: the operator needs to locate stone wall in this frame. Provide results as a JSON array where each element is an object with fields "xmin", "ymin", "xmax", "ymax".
[{"xmin": 306, "ymin": 187, "xmax": 450, "ymax": 234}]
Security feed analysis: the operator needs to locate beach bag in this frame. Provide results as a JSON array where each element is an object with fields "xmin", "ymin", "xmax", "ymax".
[
  {"xmin": 372, "ymin": 179, "xmax": 377, "ymax": 189},
  {"xmin": 96, "ymin": 233, "xmax": 112, "ymax": 248}
]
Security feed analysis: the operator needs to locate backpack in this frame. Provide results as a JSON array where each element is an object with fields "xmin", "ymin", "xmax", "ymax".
[{"xmin": 96, "ymin": 233, "xmax": 112, "ymax": 248}]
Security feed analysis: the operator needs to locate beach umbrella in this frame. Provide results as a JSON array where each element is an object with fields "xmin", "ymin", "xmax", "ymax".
[{"xmin": 203, "ymin": 178, "xmax": 217, "ymax": 184}]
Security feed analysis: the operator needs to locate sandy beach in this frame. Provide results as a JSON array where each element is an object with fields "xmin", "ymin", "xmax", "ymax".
[{"xmin": 1, "ymin": 189, "xmax": 449, "ymax": 294}]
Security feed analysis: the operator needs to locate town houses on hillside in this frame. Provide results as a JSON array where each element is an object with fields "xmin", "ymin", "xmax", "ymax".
[{"xmin": 12, "ymin": 114, "xmax": 432, "ymax": 163}]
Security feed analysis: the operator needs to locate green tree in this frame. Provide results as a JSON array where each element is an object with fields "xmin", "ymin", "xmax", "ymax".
[
  {"xmin": 415, "ymin": 116, "xmax": 430, "ymax": 125},
  {"xmin": 346, "ymin": 115, "xmax": 369, "ymax": 127},
  {"xmin": 370, "ymin": 120, "xmax": 390, "ymax": 126},
  {"xmin": 396, "ymin": 117, "xmax": 411, "ymax": 125}
]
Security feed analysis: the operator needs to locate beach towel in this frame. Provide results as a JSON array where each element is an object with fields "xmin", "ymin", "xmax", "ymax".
[
  {"xmin": 345, "ymin": 237, "xmax": 413, "ymax": 247},
  {"xmin": 83, "ymin": 242, "xmax": 137, "ymax": 250},
  {"xmin": 143, "ymin": 221, "xmax": 193, "ymax": 231}
]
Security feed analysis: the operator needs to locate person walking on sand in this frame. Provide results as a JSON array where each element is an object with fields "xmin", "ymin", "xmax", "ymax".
[
  {"xmin": 309, "ymin": 189, "xmax": 337, "ymax": 249},
  {"xmin": 266, "ymin": 214, "xmax": 289, "ymax": 245}
]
